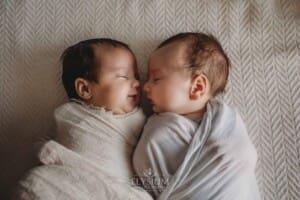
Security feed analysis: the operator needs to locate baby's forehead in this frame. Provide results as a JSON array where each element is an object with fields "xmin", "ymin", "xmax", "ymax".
[
  {"xmin": 94, "ymin": 45, "xmax": 134, "ymax": 61},
  {"xmin": 153, "ymin": 40, "xmax": 187, "ymax": 55},
  {"xmin": 149, "ymin": 41, "xmax": 189, "ymax": 69},
  {"xmin": 93, "ymin": 45, "xmax": 136, "ymax": 71},
  {"xmin": 94, "ymin": 44, "xmax": 133, "ymax": 57}
]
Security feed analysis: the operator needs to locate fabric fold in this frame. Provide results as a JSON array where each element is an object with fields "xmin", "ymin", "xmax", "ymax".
[
  {"xmin": 133, "ymin": 100, "xmax": 260, "ymax": 200},
  {"xmin": 14, "ymin": 102, "xmax": 153, "ymax": 200}
]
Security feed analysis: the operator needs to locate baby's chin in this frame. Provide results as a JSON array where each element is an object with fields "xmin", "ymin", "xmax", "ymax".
[
  {"xmin": 151, "ymin": 104, "xmax": 168, "ymax": 113},
  {"xmin": 151, "ymin": 106, "xmax": 182, "ymax": 115},
  {"xmin": 111, "ymin": 104, "xmax": 139, "ymax": 115}
]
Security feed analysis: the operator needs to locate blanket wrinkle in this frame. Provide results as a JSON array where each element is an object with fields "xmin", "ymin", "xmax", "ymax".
[
  {"xmin": 133, "ymin": 100, "xmax": 260, "ymax": 200},
  {"xmin": 14, "ymin": 102, "xmax": 153, "ymax": 200}
]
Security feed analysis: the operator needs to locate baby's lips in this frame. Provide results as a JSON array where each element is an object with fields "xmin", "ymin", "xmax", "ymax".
[
  {"xmin": 146, "ymin": 97, "xmax": 154, "ymax": 105},
  {"xmin": 146, "ymin": 96, "xmax": 152, "ymax": 102},
  {"xmin": 128, "ymin": 94, "xmax": 138, "ymax": 98},
  {"xmin": 128, "ymin": 93, "xmax": 140, "ymax": 105}
]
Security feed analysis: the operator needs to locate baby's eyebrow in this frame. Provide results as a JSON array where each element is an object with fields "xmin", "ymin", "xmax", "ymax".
[
  {"xmin": 149, "ymin": 68, "xmax": 162, "ymax": 76},
  {"xmin": 112, "ymin": 67, "xmax": 130, "ymax": 72},
  {"xmin": 113, "ymin": 67, "xmax": 138, "ymax": 77}
]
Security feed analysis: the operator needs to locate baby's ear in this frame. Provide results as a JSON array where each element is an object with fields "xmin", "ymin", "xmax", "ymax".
[
  {"xmin": 189, "ymin": 74, "xmax": 210, "ymax": 100},
  {"xmin": 75, "ymin": 78, "xmax": 93, "ymax": 100}
]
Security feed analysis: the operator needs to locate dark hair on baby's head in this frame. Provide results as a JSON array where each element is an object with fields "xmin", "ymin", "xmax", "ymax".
[
  {"xmin": 158, "ymin": 32, "xmax": 230, "ymax": 97},
  {"xmin": 61, "ymin": 38, "xmax": 133, "ymax": 99}
]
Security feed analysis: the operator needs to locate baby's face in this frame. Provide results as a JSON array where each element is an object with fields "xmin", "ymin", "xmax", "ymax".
[
  {"xmin": 144, "ymin": 41, "xmax": 193, "ymax": 114},
  {"xmin": 89, "ymin": 46, "xmax": 140, "ymax": 114}
]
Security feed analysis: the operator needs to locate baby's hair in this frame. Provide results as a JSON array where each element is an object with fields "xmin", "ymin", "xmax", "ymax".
[
  {"xmin": 157, "ymin": 32, "xmax": 230, "ymax": 97},
  {"xmin": 61, "ymin": 38, "xmax": 134, "ymax": 99}
]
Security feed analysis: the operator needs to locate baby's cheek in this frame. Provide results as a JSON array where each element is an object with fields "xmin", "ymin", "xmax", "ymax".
[{"xmin": 108, "ymin": 85, "xmax": 128, "ymax": 102}]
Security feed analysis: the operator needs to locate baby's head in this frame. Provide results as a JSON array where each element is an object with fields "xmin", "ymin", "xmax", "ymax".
[
  {"xmin": 61, "ymin": 38, "xmax": 140, "ymax": 114},
  {"xmin": 144, "ymin": 32, "xmax": 230, "ymax": 119}
]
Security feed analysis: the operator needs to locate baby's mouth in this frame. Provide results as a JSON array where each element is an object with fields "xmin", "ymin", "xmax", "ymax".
[
  {"xmin": 128, "ymin": 94, "xmax": 137, "ymax": 98},
  {"xmin": 147, "ymin": 98, "xmax": 154, "ymax": 105},
  {"xmin": 146, "ymin": 95, "xmax": 151, "ymax": 102},
  {"xmin": 128, "ymin": 94, "xmax": 139, "ymax": 103}
]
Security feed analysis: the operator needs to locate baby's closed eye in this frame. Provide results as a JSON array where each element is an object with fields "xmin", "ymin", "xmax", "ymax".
[
  {"xmin": 151, "ymin": 77, "xmax": 163, "ymax": 84},
  {"xmin": 118, "ymin": 75, "xmax": 129, "ymax": 80}
]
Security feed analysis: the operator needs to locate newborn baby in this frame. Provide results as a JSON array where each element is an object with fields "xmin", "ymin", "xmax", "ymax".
[
  {"xmin": 133, "ymin": 32, "xmax": 260, "ymax": 200},
  {"xmin": 14, "ymin": 39, "xmax": 152, "ymax": 200}
]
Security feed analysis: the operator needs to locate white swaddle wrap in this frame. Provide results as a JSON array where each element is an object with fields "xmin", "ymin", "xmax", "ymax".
[
  {"xmin": 133, "ymin": 100, "xmax": 260, "ymax": 200},
  {"xmin": 15, "ymin": 101, "xmax": 153, "ymax": 200}
]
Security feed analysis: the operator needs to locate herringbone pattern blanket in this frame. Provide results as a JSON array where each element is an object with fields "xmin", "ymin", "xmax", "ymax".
[{"xmin": 1, "ymin": 0, "xmax": 299, "ymax": 199}]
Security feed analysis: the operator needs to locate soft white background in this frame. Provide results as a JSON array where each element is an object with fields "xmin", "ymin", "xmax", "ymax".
[{"xmin": 1, "ymin": 0, "xmax": 300, "ymax": 199}]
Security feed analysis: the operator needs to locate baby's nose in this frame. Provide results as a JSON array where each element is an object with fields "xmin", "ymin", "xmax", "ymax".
[
  {"xmin": 143, "ymin": 81, "xmax": 150, "ymax": 93},
  {"xmin": 132, "ymin": 79, "xmax": 140, "ymax": 88}
]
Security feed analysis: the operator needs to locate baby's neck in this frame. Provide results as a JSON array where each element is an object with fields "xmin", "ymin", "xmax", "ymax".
[{"xmin": 182, "ymin": 105, "xmax": 207, "ymax": 121}]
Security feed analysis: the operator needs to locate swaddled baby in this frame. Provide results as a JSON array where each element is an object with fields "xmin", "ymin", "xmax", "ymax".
[
  {"xmin": 15, "ymin": 39, "xmax": 152, "ymax": 200},
  {"xmin": 133, "ymin": 32, "xmax": 260, "ymax": 200}
]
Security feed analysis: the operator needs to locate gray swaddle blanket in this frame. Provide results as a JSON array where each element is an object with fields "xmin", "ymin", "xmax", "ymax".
[
  {"xmin": 133, "ymin": 100, "xmax": 260, "ymax": 200},
  {"xmin": 14, "ymin": 101, "xmax": 153, "ymax": 200}
]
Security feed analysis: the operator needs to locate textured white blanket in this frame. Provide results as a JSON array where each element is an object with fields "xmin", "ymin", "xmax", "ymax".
[
  {"xmin": 15, "ymin": 102, "xmax": 153, "ymax": 200},
  {"xmin": 2, "ymin": 1, "xmax": 300, "ymax": 199},
  {"xmin": 134, "ymin": 100, "xmax": 260, "ymax": 200}
]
